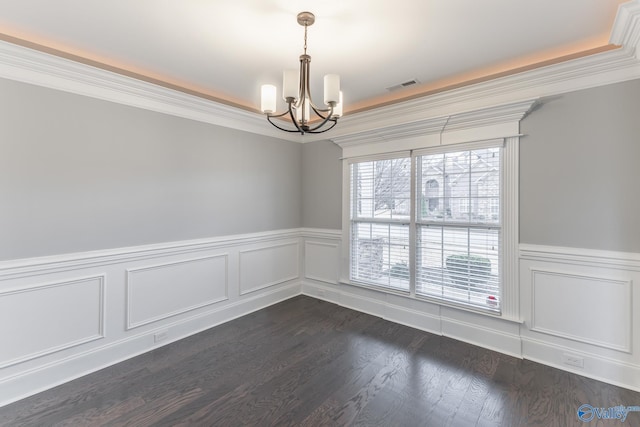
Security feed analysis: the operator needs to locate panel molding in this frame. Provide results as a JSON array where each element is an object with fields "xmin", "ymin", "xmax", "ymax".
[
  {"xmin": 238, "ymin": 242, "xmax": 300, "ymax": 296},
  {"xmin": 0, "ymin": 275, "xmax": 105, "ymax": 369},
  {"xmin": 2, "ymin": 231, "xmax": 640, "ymax": 407},
  {"xmin": 0, "ymin": 228, "xmax": 306, "ymax": 408},
  {"xmin": 304, "ymin": 240, "xmax": 339, "ymax": 285},
  {"xmin": 125, "ymin": 254, "xmax": 229, "ymax": 330},
  {"xmin": 520, "ymin": 243, "xmax": 639, "ymax": 392},
  {"xmin": 0, "ymin": 282, "xmax": 301, "ymax": 407},
  {"xmin": 529, "ymin": 268, "xmax": 633, "ymax": 353}
]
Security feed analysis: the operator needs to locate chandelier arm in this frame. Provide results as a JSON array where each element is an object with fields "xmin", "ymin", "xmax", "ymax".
[
  {"xmin": 310, "ymin": 103, "xmax": 331, "ymax": 118},
  {"xmin": 304, "ymin": 118, "xmax": 338, "ymax": 134},
  {"xmin": 308, "ymin": 97, "xmax": 332, "ymax": 114},
  {"xmin": 267, "ymin": 113, "xmax": 305, "ymax": 133},
  {"xmin": 305, "ymin": 104, "xmax": 336, "ymax": 131},
  {"xmin": 266, "ymin": 110, "xmax": 291, "ymax": 119}
]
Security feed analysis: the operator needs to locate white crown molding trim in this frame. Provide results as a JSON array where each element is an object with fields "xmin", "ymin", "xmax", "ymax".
[
  {"xmin": 332, "ymin": 99, "xmax": 538, "ymax": 157},
  {"xmin": 319, "ymin": 1, "xmax": 640, "ymax": 144},
  {"xmin": 331, "ymin": 117, "xmax": 449, "ymax": 147},
  {"xmin": 325, "ymin": 47, "xmax": 640, "ymax": 144},
  {"xmin": 0, "ymin": 2, "xmax": 638, "ymax": 145},
  {"xmin": 610, "ymin": 0, "xmax": 640, "ymax": 56},
  {"xmin": 0, "ymin": 40, "xmax": 303, "ymax": 144}
]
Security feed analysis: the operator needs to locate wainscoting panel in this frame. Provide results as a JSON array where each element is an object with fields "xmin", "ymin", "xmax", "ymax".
[
  {"xmin": 0, "ymin": 229, "xmax": 303, "ymax": 407},
  {"xmin": 126, "ymin": 255, "xmax": 229, "ymax": 330},
  {"xmin": 0, "ymin": 275, "xmax": 105, "ymax": 368},
  {"xmin": 520, "ymin": 244, "xmax": 640, "ymax": 391},
  {"xmin": 304, "ymin": 240, "xmax": 339, "ymax": 285},
  {"xmin": 2, "ymin": 232, "xmax": 640, "ymax": 407},
  {"xmin": 304, "ymin": 233, "xmax": 640, "ymax": 392},
  {"xmin": 530, "ymin": 268, "xmax": 631, "ymax": 352},
  {"xmin": 239, "ymin": 242, "xmax": 299, "ymax": 295}
]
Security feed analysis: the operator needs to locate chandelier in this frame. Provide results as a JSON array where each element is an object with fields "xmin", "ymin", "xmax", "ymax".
[{"xmin": 260, "ymin": 11, "xmax": 342, "ymax": 134}]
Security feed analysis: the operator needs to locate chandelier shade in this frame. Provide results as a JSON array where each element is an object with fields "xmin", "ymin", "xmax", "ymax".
[{"xmin": 260, "ymin": 11, "xmax": 343, "ymax": 135}]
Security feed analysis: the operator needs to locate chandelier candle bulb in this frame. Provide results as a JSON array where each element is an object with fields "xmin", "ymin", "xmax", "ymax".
[
  {"xmin": 260, "ymin": 84, "xmax": 276, "ymax": 113},
  {"xmin": 283, "ymin": 69, "xmax": 299, "ymax": 101},
  {"xmin": 324, "ymin": 74, "xmax": 340, "ymax": 105},
  {"xmin": 332, "ymin": 91, "xmax": 343, "ymax": 118}
]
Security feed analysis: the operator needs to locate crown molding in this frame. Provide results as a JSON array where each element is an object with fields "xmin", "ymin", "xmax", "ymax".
[
  {"xmin": 0, "ymin": 1, "xmax": 638, "ymax": 145},
  {"xmin": 320, "ymin": 1, "xmax": 640, "ymax": 143},
  {"xmin": 610, "ymin": 0, "xmax": 640, "ymax": 55},
  {"xmin": 332, "ymin": 99, "xmax": 538, "ymax": 158},
  {"xmin": 0, "ymin": 40, "xmax": 304, "ymax": 143},
  {"xmin": 332, "ymin": 99, "xmax": 538, "ymax": 147},
  {"xmin": 324, "ymin": 40, "xmax": 639, "ymax": 144}
]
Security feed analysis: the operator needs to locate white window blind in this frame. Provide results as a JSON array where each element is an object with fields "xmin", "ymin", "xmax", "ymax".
[
  {"xmin": 416, "ymin": 147, "xmax": 501, "ymax": 311},
  {"xmin": 350, "ymin": 158, "xmax": 411, "ymax": 291},
  {"xmin": 348, "ymin": 146, "xmax": 503, "ymax": 312}
]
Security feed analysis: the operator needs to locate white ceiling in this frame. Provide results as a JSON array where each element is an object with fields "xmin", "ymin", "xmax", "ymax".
[{"xmin": 0, "ymin": 1, "xmax": 628, "ymax": 115}]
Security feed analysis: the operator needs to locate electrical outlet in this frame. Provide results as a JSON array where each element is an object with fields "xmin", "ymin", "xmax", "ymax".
[
  {"xmin": 154, "ymin": 330, "xmax": 169, "ymax": 343},
  {"xmin": 562, "ymin": 353, "xmax": 584, "ymax": 368}
]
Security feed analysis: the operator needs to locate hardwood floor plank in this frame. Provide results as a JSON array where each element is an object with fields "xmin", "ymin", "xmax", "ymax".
[
  {"xmin": 2, "ymin": 296, "xmax": 639, "ymax": 427},
  {"xmin": 50, "ymin": 397, "xmax": 147, "ymax": 427}
]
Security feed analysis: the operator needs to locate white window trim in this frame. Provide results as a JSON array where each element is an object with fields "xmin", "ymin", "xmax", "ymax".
[{"xmin": 335, "ymin": 100, "xmax": 537, "ymax": 322}]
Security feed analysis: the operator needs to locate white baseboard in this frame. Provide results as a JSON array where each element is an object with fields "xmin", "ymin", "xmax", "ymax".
[
  {"xmin": 2, "ymin": 230, "xmax": 639, "ymax": 407},
  {"xmin": 0, "ymin": 283, "xmax": 300, "ymax": 407},
  {"xmin": 520, "ymin": 243, "xmax": 640, "ymax": 393},
  {"xmin": 300, "ymin": 233, "xmax": 640, "ymax": 392},
  {"xmin": 522, "ymin": 336, "xmax": 640, "ymax": 393},
  {"xmin": 0, "ymin": 229, "xmax": 305, "ymax": 408},
  {"xmin": 440, "ymin": 315, "xmax": 522, "ymax": 358},
  {"xmin": 301, "ymin": 281, "xmax": 522, "ymax": 358}
]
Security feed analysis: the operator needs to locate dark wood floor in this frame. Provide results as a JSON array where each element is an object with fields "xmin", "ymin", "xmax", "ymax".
[{"xmin": 1, "ymin": 296, "xmax": 639, "ymax": 426}]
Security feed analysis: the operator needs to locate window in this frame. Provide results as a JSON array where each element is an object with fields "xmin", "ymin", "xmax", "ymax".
[
  {"xmin": 338, "ymin": 100, "xmax": 533, "ymax": 321},
  {"xmin": 350, "ymin": 157, "xmax": 411, "ymax": 291},
  {"xmin": 415, "ymin": 147, "xmax": 501, "ymax": 310},
  {"xmin": 348, "ymin": 143, "xmax": 504, "ymax": 312}
]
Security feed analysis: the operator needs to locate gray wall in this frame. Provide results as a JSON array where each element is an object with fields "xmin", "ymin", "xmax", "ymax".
[
  {"xmin": 298, "ymin": 79, "xmax": 640, "ymax": 253},
  {"xmin": 301, "ymin": 140, "xmax": 342, "ymax": 230},
  {"xmin": 0, "ymin": 79, "xmax": 302, "ymax": 261},
  {"xmin": 4, "ymin": 75, "xmax": 637, "ymax": 261},
  {"xmin": 520, "ymin": 79, "xmax": 640, "ymax": 253}
]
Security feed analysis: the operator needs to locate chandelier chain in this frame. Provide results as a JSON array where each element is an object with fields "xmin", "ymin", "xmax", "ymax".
[{"xmin": 303, "ymin": 24, "xmax": 308, "ymax": 55}]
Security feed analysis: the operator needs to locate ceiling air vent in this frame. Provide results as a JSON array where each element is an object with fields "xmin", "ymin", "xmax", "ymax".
[{"xmin": 386, "ymin": 79, "xmax": 420, "ymax": 92}]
